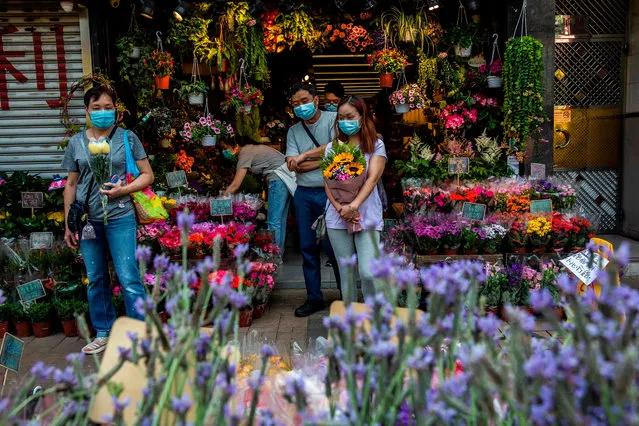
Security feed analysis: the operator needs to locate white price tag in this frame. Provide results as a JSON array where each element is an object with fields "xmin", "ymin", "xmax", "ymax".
[{"xmin": 560, "ymin": 251, "xmax": 610, "ymax": 286}]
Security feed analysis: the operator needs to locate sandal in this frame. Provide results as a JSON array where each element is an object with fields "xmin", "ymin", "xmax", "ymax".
[{"xmin": 82, "ymin": 337, "xmax": 108, "ymax": 354}]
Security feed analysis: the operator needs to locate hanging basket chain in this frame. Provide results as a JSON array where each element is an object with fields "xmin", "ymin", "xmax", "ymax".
[
  {"xmin": 156, "ymin": 31, "xmax": 164, "ymax": 52},
  {"xmin": 457, "ymin": 1, "xmax": 468, "ymax": 26},
  {"xmin": 490, "ymin": 34, "xmax": 501, "ymax": 63},
  {"xmin": 513, "ymin": 0, "xmax": 528, "ymax": 39},
  {"xmin": 128, "ymin": 4, "xmax": 138, "ymax": 34},
  {"xmin": 238, "ymin": 58, "xmax": 247, "ymax": 88},
  {"xmin": 192, "ymin": 53, "xmax": 200, "ymax": 84}
]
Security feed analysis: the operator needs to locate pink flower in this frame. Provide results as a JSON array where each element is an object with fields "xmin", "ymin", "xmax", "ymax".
[
  {"xmin": 199, "ymin": 117, "xmax": 207, "ymax": 126},
  {"xmin": 214, "ymin": 128, "xmax": 221, "ymax": 135},
  {"xmin": 185, "ymin": 131, "xmax": 192, "ymax": 138}
]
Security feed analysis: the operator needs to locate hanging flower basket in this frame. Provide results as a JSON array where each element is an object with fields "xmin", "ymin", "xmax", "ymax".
[
  {"xmin": 395, "ymin": 103, "xmax": 410, "ymax": 114},
  {"xmin": 455, "ymin": 45, "xmax": 472, "ymax": 58},
  {"xmin": 389, "ymin": 83, "xmax": 428, "ymax": 113},
  {"xmin": 188, "ymin": 92, "xmax": 204, "ymax": 105},
  {"xmin": 154, "ymin": 75, "xmax": 170, "ymax": 90},
  {"xmin": 202, "ymin": 135, "xmax": 217, "ymax": 147},
  {"xmin": 487, "ymin": 76, "xmax": 502, "ymax": 88},
  {"xmin": 129, "ymin": 47, "xmax": 141, "ymax": 59},
  {"xmin": 220, "ymin": 84, "xmax": 264, "ymax": 114},
  {"xmin": 379, "ymin": 73, "xmax": 394, "ymax": 88}
]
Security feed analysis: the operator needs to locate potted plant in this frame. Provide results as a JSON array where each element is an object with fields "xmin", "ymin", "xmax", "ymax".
[
  {"xmin": 144, "ymin": 50, "xmax": 175, "ymax": 90},
  {"xmin": 174, "ymin": 80, "xmax": 207, "ymax": 106},
  {"xmin": 508, "ymin": 220, "xmax": 528, "ymax": 253},
  {"xmin": 116, "ymin": 29, "xmax": 147, "ymax": 60},
  {"xmin": 441, "ymin": 221, "xmax": 462, "ymax": 255},
  {"xmin": 367, "ymin": 48, "xmax": 408, "ymax": 88},
  {"xmin": 527, "ymin": 216, "xmax": 551, "ymax": 254},
  {"xmin": 248, "ymin": 262, "xmax": 276, "ymax": 319},
  {"xmin": 481, "ymin": 223, "xmax": 507, "ymax": 254},
  {"xmin": 220, "ymin": 84, "xmax": 264, "ymax": 115},
  {"xmin": 568, "ymin": 217, "xmax": 594, "ymax": 252},
  {"xmin": 446, "ymin": 24, "xmax": 478, "ymax": 58},
  {"xmin": 181, "ymin": 115, "xmax": 235, "ymax": 147},
  {"xmin": 55, "ymin": 299, "xmax": 79, "ymax": 337},
  {"xmin": 381, "ymin": 6, "xmax": 432, "ymax": 51},
  {"xmin": 461, "ymin": 227, "xmax": 484, "ymax": 255},
  {"xmin": 389, "ymin": 83, "xmax": 428, "ymax": 114},
  {"xmin": 501, "ymin": 264, "xmax": 532, "ymax": 319},
  {"xmin": 149, "ymin": 107, "xmax": 174, "ymax": 148},
  {"xmin": 480, "ymin": 265, "xmax": 506, "ymax": 315},
  {"xmin": 550, "ymin": 213, "xmax": 572, "ymax": 253},
  {"xmin": 28, "ymin": 301, "xmax": 54, "ymax": 338},
  {"xmin": 413, "ymin": 221, "xmax": 442, "ymax": 255},
  {"xmin": 10, "ymin": 302, "xmax": 31, "ymax": 337},
  {"xmin": 0, "ymin": 303, "xmax": 10, "ymax": 338},
  {"xmin": 481, "ymin": 59, "xmax": 503, "ymax": 88}
]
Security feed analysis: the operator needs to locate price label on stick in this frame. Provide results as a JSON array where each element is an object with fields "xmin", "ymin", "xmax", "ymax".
[
  {"xmin": 560, "ymin": 251, "xmax": 610, "ymax": 286},
  {"xmin": 166, "ymin": 170, "xmax": 187, "ymax": 189},
  {"xmin": 448, "ymin": 157, "xmax": 469, "ymax": 174},
  {"xmin": 17, "ymin": 279, "xmax": 46, "ymax": 303},
  {"xmin": 531, "ymin": 163, "xmax": 546, "ymax": 179},
  {"xmin": 530, "ymin": 199, "xmax": 553, "ymax": 214},
  {"xmin": 0, "ymin": 333, "xmax": 24, "ymax": 373},
  {"xmin": 30, "ymin": 232, "xmax": 53, "ymax": 250},
  {"xmin": 462, "ymin": 202, "xmax": 487, "ymax": 221},
  {"xmin": 21, "ymin": 192, "xmax": 43, "ymax": 209},
  {"xmin": 210, "ymin": 198, "xmax": 233, "ymax": 216}
]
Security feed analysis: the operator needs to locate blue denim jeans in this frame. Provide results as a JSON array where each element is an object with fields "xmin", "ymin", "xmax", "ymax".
[
  {"xmin": 80, "ymin": 214, "xmax": 145, "ymax": 338},
  {"xmin": 293, "ymin": 186, "xmax": 341, "ymax": 302},
  {"xmin": 266, "ymin": 178, "xmax": 291, "ymax": 256}
]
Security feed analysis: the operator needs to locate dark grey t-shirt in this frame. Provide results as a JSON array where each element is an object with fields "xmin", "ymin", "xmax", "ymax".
[
  {"xmin": 61, "ymin": 128, "xmax": 147, "ymax": 222},
  {"xmin": 236, "ymin": 144, "xmax": 285, "ymax": 182}
]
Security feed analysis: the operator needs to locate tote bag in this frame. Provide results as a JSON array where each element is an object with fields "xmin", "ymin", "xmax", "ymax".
[{"xmin": 123, "ymin": 131, "xmax": 169, "ymax": 224}]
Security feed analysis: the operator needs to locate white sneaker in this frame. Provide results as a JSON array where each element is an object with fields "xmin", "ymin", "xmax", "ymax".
[{"xmin": 82, "ymin": 337, "xmax": 108, "ymax": 354}]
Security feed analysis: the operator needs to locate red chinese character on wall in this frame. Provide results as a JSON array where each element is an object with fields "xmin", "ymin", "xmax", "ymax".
[{"xmin": 0, "ymin": 25, "xmax": 28, "ymax": 111}]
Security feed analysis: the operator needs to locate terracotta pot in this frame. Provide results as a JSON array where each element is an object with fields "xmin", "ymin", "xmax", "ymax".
[
  {"xmin": 158, "ymin": 312, "xmax": 170, "ymax": 324},
  {"xmin": 550, "ymin": 247, "xmax": 564, "ymax": 254},
  {"xmin": 531, "ymin": 247, "xmax": 547, "ymax": 254},
  {"xmin": 218, "ymin": 59, "xmax": 229, "ymax": 73},
  {"xmin": 33, "ymin": 321, "xmax": 52, "ymax": 338},
  {"xmin": 238, "ymin": 309, "xmax": 253, "ymax": 328},
  {"xmin": 570, "ymin": 247, "xmax": 584, "ymax": 253},
  {"xmin": 14, "ymin": 321, "xmax": 31, "ymax": 337},
  {"xmin": 485, "ymin": 307, "xmax": 499, "ymax": 316},
  {"xmin": 154, "ymin": 75, "xmax": 170, "ymax": 90},
  {"xmin": 464, "ymin": 249, "xmax": 478, "ymax": 255},
  {"xmin": 0, "ymin": 321, "xmax": 8, "ymax": 339},
  {"xmin": 512, "ymin": 247, "xmax": 527, "ymax": 254},
  {"xmin": 253, "ymin": 303, "xmax": 266, "ymax": 319},
  {"xmin": 379, "ymin": 73, "xmax": 393, "ymax": 88},
  {"xmin": 61, "ymin": 319, "xmax": 78, "ymax": 337},
  {"xmin": 422, "ymin": 250, "xmax": 439, "ymax": 255},
  {"xmin": 442, "ymin": 249, "xmax": 459, "ymax": 256}
]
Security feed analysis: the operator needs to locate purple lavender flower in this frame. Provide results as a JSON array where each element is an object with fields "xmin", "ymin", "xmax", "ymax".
[
  {"xmin": 53, "ymin": 366, "xmax": 78, "ymax": 388},
  {"xmin": 194, "ymin": 332, "xmax": 211, "ymax": 361},
  {"xmin": 530, "ymin": 289, "xmax": 554, "ymax": 311},
  {"xmin": 196, "ymin": 362, "xmax": 213, "ymax": 386},
  {"xmin": 395, "ymin": 268, "xmax": 419, "ymax": 289},
  {"xmin": 140, "ymin": 338, "xmax": 152, "ymax": 356},
  {"xmin": 407, "ymin": 347, "xmax": 434, "ymax": 370},
  {"xmin": 339, "ymin": 254, "xmax": 358, "ymax": 268},
  {"xmin": 258, "ymin": 409, "xmax": 282, "ymax": 426},
  {"xmin": 153, "ymin": 254, "xmax": 170, "ymax": 271},
  {"xmin": 112, "ymin": 396, "xmax": 131, "ymax": 415},
  {"xmin": 369, "ymin": 340, "xmax": 397, "ymax": 358},
  {"xmin": 557, "ymin": 273, "xmax": 576, "ymax": 294},
  {"xmin": 248, "ymin": 370, "xmax": 266, "ymax": 389},
  {"xmin": 261, "ymin": 344, "xmax": 275, "ymax": 359},
  {"xmin": 614, "ymin": 241, "xmax": 631, "ymax": 269},
  {"xmin": 530, "ymin": 385, "xmax": 555, "ymax": 425},
  {"xmin": 233, "ymin": 243, "xmax": 249, "ymax": 259},
  {"xmin": 117, "ymin": 346, "xmax": 132, "ymax": 362},
  {"xmin": 369, "ymin": 256, "xmax": 395, "ymax": 279},
  {"xmin": 134, "ymin": 295, "xmax": 154, "ymax": 317},
  {"xmin": 165, "ymin": 296, "xmax": 179, "ymax": 315},
  {"xmin": 478, "ymin": 314, "xmax": 500, "ymax": 336},
  {"xmin": 66, "ymin": 352, "xmax": 85, "ymax": 364},
  {"xmin": 323, "ymin": 315, "xmax": 348, "ymax": 333},
  {"xmin": 127, "ymin": 331, "xmax": 138, "ymax": 343},
  {"xmin": 135, "ymin": 245, "xmax": 152, "ymax": 263},
  {"xmin": 31, "ymin": 361, "xmax": 54, "ymax": 380},
  {"xmin": 228, "ymin": 291, "xmax": 249, "ymax": 309},
  {"xmin": 504, "ymin": 307, "xmax": 535, "ymax": 332},
  {"xmin": 171, "ymin": 394, "xmax": 193, "ymax": 415},
  {"xmin": 0, "ymin": 398, "xmax": 7, "ymax": 413},
  {"xmin": 176, "ymin": 210, "xmax": 195, "ymax": 233},
  {"xmin": 0, "ymin": 290, "xmax": 5, "ymax": 305}
]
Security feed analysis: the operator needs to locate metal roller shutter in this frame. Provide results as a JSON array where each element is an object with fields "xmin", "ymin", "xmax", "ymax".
[{"xmin": 0, "ymin": 1, "xmax": 92, "ymax": 177}]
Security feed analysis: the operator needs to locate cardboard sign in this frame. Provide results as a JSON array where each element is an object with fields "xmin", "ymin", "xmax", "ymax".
[
  {"xmin": 462, "ymin": 202, "xmax": 487, "ymax": 221},
  {"xmin": 0, "ymin": 333, "xmax": 24, "ymax": 373},
  {"xmin": 383, "ymin": 219, "xmax": 398, "ymax": 232},
  {"xmin": 448, "ymin": 157, "xmax": 469, "ymax": 175},
  {"xmin": 166, "ymin": 170, "xmax": 187, "ymax": 189},
  {"xmin": 17, "ymin": 279, "xmax": 46, "ymax": 303},
  {"xmin": 21, "ymin": 192, "xmax": 44, "ymax": 209},
  {"xmin": 210, "ymin": 198, "xmax": 233, "ymax": 216},
  {"xmin": 530, "ymin": 199, "xmax": 553, "ymax": 214},
  {"xmin": 507, "ymin": 156, "xmax": 520, "ymax": 176},
  {"xmin": 30, "ymin": 232, "xmax": 54, "ymax": 250},
  {"xmin": 531, "ymin": 163, "xmax": 546, "ymax": 179},
  {"xmin": 561, "ymin": 251, "xmax": 609, "ymax": 286}
]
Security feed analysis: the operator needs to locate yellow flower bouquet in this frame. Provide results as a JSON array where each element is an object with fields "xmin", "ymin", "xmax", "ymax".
[
  {"xmin": 320, "ymin": 141, "xmax": 367, "ymax": 233},
  {"xmin": 526, "ymin": 216, "xmax": 552, "ymax": 251},
  {"xmin": 87, "ymin": 139, "xmax": 111, "ymax": 224}
]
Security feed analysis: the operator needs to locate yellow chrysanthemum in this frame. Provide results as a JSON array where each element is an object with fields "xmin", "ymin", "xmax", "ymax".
[
  {"xmin": 334, "ymin": 152, "xmax": 354, "ymax": 164},
  {"xmin": 347, "ymin": 162, "xmax": 364, "ymax": 176},
  {"xmin": 0, "ymin": 211, "xmax": 6, "ymax": 219},
  {"xmin": 47, "ymin": 211, "xmax": 65, "ymax": 223}
]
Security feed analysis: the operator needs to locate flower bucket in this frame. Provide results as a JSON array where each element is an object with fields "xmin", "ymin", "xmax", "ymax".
[
  {"xmin": 15, "ymin": 321, "xmax": 31, "ymax": 337},
  {"xmin": 394, "ymin": 103, "xmax": 410, "ymax": 114},
  {"xmin": 379, "ymin": 73, "xmax": 393, "ymax": 88},
  {"xmin": 129, "ymin": 47, "xmax": 141, "ymax": 59},
  {"xmin": 487, "ymin": 76, "xmax": 502, "ymax": 88},
  {"xmin": 154, "ymin": 75, "xmax": 170, "ymax": 90},
  {"xmin": 512, "ymin": 247, "xmax": 528, "ymax": 254},
  {"xmin": 33, "ymin": 321, "xmax": 52, "ymax": 338},
  {"xmin": 61, "ymin": 319, "xmax": 78, "ymax": 337},
  {"xmin": 253, "ymin": 303, "xmax": 266, "ymax": 319},
  {"xmin": 550, "ymin": 247, "xmax": 564, "ymax": 254},
  {"xmin": 159, "ymin": 138, "xmax": 171, "ymax": 148},
  {"xmin": 243, "ymin": 105, "xmax": 252, "ymax": 113},
  {"xmin": 202, "ymin": 135, "xmax": 217, "ymax": 147},
  {"xmin": 0, "ymin": 321, "xmax": 8, "ymax": 339},
  {"xmin": 188, "ymin": 93, "xmax": 204, "ymax": 105},
  {"xmin": 239, "ymin": 309, "xmax": 253, "ymax": 328},
  {"xmin": 454, "ymin": 45, "xmax": 472, "ymax": 58},
  {"xmin": 531, "ymin": 247, "xmax": 547, "ymax": 254}
]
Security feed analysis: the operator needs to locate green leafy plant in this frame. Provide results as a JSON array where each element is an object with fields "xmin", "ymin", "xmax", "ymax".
[
  {"xmin": 479, "ymin": 268, "xmax": 506, "ymax": 309},
  {"xmin": 235, "ymin": 108, "xmax": 262, "ymax": 142},
  {"xmin": 148, "ymin": 107, "xmax": 173, "ymax": 138},
  {"xmin": 55, "ymin": 299, "xmax": 83, "ymax": 321},
  {"xmin": 174, "ymin": 80, "xmax": 207, "ymax": 100},
  {"xmin": 0, "ymin": 304, "xmax": 10, "ymax": 322},
  {"xmin": 27, "ymin": 302, "xmax": 53, "ymax": 323},
  {"xmin": 502, "ymin": 36, "xmax": 545, "ymax": 158},
  {"xmin": 381, "ymin": 5, "xmax": 433, "ymax": 52},
  {"xmin": 417, "ymin": 52, "xmax": 438, "ymax": 88},
  {"xmin": 8, "ymin": 302, "xmax": 29, "ymax": 322},
  {"xmin": 444, "ymin": 24, "xmax": 478, "ymax": 48},
  {"xmin": 276, "ymin": 5, "xmax": 316, "ymax": 48}
]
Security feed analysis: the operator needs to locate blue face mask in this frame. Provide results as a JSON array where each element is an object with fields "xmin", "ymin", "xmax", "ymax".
[
  {"xmin": 89, "ymin": 110, "xmax": 116, "ymax": 130},
  {"xmin": 294, "ymin": 101, "xmax": 317, "ymax": 120},
  {"xmin": 338, "ymin": 119, "xmax": 361, "ymax": 136},
  {"xmin": 325, "ymin": 104, "xmax": 338, "ymax": 112},
  {"xmin": 222, "ymin": 149, "xmax": 236, "ymax": 160}
]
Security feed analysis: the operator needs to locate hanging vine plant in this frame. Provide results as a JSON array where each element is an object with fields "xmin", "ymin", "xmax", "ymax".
[
  {"xmin": 502, "ymin": 36, "xmax": 545, "ymax": 159},
  {"xmin": 275, "ymin": 5, "xmax": 316, "ymax": 49},
  {"xmin": 225, "ymin": 2, "xmax": 269, "ymax": 82}
]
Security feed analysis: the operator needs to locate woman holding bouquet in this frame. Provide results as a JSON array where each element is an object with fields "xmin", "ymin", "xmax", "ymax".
[
  {"xmin": 323, "ymin": 95, "xmax": 387, "ymax": 303},
  {"xmin": 62, "ymin": 85, "xmax": 153, "ymax": 354}
]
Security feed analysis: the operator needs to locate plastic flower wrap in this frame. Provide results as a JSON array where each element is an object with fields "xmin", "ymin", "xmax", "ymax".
[{"xmin": 87, "ymin": 138, "xmax": 111, "ymax": 224}]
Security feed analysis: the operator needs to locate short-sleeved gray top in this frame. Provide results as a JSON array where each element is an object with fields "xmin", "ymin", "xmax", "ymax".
[
  {"xmin": 61, "ymin": 128, "xmax": 147, "ymax": 222},
  {"xmin": 236, "ymin": 144, "xmax": 285, "ymax": 182},
  {"xmin": 285, "ymin": 111, "xmax": 337, "ymax": 188}
]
